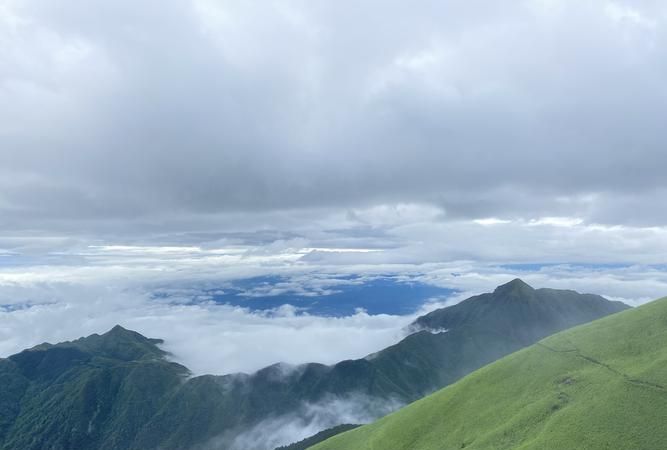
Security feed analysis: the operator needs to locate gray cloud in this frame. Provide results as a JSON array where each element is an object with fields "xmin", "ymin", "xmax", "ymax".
[{"xmin": 2, "ymin": 0, "xmax": 667, "ymax": 235}]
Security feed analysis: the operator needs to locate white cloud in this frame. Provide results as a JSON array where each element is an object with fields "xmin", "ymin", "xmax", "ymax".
[
  {"xmin": 473, "ymin": 218, "xmax": 512, "ymax": 226},
  {"xmin": 605, "ymin": 3, "xmax": 658, "ymax": 30},
  {"xmin": 2, "ymin": 216, "xmax": 667, "ymax": 376},
  {"xmin": 224, "ymin": 394, "xmax": 403, "ymax": 450},
  {"xmin": 0, "ymin": 295, "xmax": 414, "ymax": 375},
  {"xmin": 527, "ymin": 217, "xmax": 584, "ymax": 227}
]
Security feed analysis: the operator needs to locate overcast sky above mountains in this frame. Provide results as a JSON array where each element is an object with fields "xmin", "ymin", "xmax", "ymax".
[{"xmin": 2, "ymin": 0, "xmax": 667, "ymax": 374}]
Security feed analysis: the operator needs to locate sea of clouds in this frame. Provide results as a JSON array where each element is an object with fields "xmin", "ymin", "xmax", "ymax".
[{"xmin": 2, "ymin": 213, "xmax": 667, "ymax": 376}]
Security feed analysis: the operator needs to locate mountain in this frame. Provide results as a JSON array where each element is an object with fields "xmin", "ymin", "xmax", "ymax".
[
  {"xmin": 0, "ymin": 280, "xmax": 628, "ymax": 449},
  {"xmin": 0, "ymin": 326, "xmax": 189, "ymax": 450},
  {"xmin": 365, "ymin": 278, "xmax": 629, "ymax": 399},
  {"xmin": 313, "ymin": 295, "xmax": 667, "ymax": 450}
]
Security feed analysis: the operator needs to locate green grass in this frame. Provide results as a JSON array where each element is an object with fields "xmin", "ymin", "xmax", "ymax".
[
  {"xmin": 274, "ymin": 424, "xmax": 361, "ymax": 450},
  {"xmin": 313, "ymin": 296, "xmax": 667, "ymax": 450}
]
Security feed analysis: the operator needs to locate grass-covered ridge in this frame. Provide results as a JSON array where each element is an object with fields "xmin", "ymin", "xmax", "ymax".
[{"xmin": 313, "ymin": 296, "xmax": 667, "ymax": 450}]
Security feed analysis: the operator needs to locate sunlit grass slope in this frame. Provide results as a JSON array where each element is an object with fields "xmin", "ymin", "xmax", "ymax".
[{"xmin": 313, "ymin": 297, "xmax": 667, "ymax": 450}]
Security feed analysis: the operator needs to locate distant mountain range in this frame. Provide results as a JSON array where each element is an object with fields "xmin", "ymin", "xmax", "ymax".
[
  {"xmin": 0, "ymin": 279, "xmax": 628, "ymax": 450},
  {"xmin": 313, "ymin": 292, "xmax": 667, "ymax": 449}
]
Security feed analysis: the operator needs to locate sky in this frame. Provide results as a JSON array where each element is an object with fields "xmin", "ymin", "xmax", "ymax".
[{"xmin": 2, "ymin": 0, "xmax": 667, "ymax": 375}]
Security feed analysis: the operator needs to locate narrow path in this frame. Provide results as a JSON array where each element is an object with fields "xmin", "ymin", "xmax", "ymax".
[{"xmin": 536, "ymin": 343, "xmax": 666, "ymax": 393}]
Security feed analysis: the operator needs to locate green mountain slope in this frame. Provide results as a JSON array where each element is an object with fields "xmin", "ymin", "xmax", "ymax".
[
  {"xmin": 274, "ymin": 424, "xmax": 360, "ymax": 450},
  {"xmin": 313, "ymin": 296, "xmax": 667, "ymax": 450},
  {"xmin": 0, "ymin": 280, "xmax": 628, "ymax": 450},
  {"xmin": 0, "ymin": 326, "xmax": 189, "ymax": 450}
]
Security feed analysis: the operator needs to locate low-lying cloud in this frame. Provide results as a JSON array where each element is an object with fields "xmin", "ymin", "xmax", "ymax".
[
  {"xmin": 214, "ymin": 394, "xmax": 404, "ymax": 450},
  {"xmin": 1, "ymin": 232, "xmax": 667, "ymax": 375}
]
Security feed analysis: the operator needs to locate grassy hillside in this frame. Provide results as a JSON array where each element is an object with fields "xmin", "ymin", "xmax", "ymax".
[
  {"xmin": 313, "ymin": 296, "xmax": 667, "ymax": 450},
  {"xmin": 274, "ymin": 424, "xmax": 360, "ymax": 450}
]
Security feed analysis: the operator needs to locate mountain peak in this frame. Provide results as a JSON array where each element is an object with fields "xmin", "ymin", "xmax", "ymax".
[
  {"xmin": 103, "ymin": 325, "xmax": 162, "ymax": 343},
  {"xmin": 108, "ymin": 324, "xmax": 130, "ymax": 334},
  {"xmin": 493, "ymin": 278, "xmax": 534, "ymax": 294},
  {"xmin": 102, "ymin": 325, "xmax": 148, "ymax": 342},
  {"xmin": 412, "ymin": 277, "xmax": 629, "ymax": 334},
  {"xmin": 77, "ymin": 325, "xmax": 166, "ymax": 361}
]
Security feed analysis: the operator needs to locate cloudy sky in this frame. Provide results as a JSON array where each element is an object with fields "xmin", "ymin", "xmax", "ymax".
[{"xmin": 2, "ymin": 0, "xmax": 667, "ymax": 374}]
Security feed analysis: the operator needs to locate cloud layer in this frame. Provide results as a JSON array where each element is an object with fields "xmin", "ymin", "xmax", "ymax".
[
  {"xmin": 2, "ymin": 237, "xmax": 667, "ymax": 375},
  {"xmin": 2, "ymin": 0, "xmax": 667, "ymax": 232}
]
